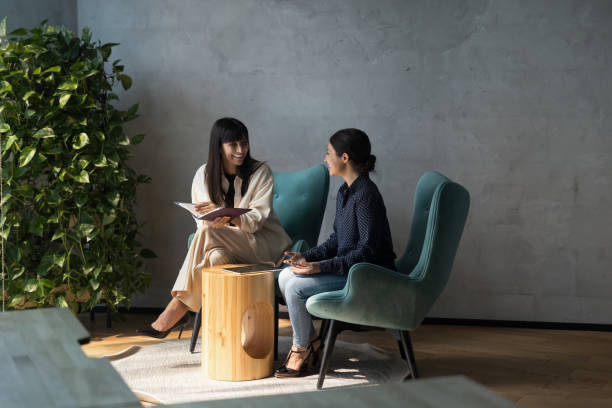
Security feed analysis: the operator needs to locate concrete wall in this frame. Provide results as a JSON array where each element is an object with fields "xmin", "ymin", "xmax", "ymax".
[
  {"xmin": 0, "ymin": 0, "xmax": 77, "ymax": 33},
  {"xmin": 11, "ymin": 0, "xmax": 612, "ymax": 323}
]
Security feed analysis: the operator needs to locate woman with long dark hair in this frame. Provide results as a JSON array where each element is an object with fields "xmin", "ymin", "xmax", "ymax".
[
  {"xmin": 139, "ymin": 117, "xmax": 292, "ymax": 338},
  {"xmin": 275, "ymin": 128, "xmax": 396, "ymax": 377}
]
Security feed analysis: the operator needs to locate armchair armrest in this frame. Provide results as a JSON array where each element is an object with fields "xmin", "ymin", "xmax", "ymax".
[
  {"xmin": 306, "ymin": 262, "xmax": 426, "ymax": 331},
  {"xmin": 289, "ymin": 239, "xmax": 310, "ymax": 254}
]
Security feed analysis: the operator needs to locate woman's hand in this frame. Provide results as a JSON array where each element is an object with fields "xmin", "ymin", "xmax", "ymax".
[
  {"xmin": 291, "ymin": 262, "xmax": 321, "ymax": 275},
  {"xmin": 206, "ymin": 216, "xmax": 231, "ymax": 229},
  {"xmin": 195, "ymin": 201, "xmax": 217, "ymax": 214},
  {"xmin": 283, "ymin": 251, "xmax": 306, "ymax": 267}
]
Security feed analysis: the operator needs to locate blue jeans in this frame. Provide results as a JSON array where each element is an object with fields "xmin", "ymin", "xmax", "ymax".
[{"xmin": 278, "ymin": 267, "xmax": 347, "ymax": 348}]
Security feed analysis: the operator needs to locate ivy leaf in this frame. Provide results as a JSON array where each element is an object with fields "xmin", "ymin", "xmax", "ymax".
[
  {"xmin": 89, "ymin": 279, "xmax": 100, "ymax": 291},
  {"xmin": 43, "ymin": 66, "xmax": 61, "ymax": 73},
  {"xmin": 40, "ymin": 279, "xmax": 55, "ymax": 289},
  {"xmin": 28, "ymin": 216, "xmax": 44, "ymax": 237},
  {"xmin": 72, "ymin": 132, "xmax": 89, "ymax": 149},
  {"xmin": 102, "ymin": 213, "xmax": 116, "ymax": 225},
  {"xmin": 140, "ymin": 249, "xmax": 157, "ymax": 259},
  {"xmin": 24, "ymin": 279, "xmax": 38, "ymax": 293},
  {"xmin": 9, "ymin": 295, "xmax": 24, "ymax": 308},
  {"xmin": 76, "ymin": 223, "xmax": 95, "ymax": 239},
  {"xmin": 119, "ymin": 74, "xmax": 132, "ymax": 90},
  {"xmin": 99, "ymin": 42, "xmax": 119, "ymax": 60},
  {"xmin": 55, "ymin": 296, "xmax": 69, "ymax": 308},
  {"xmin": 11, "ymin": 266, "xmax": 25, "ymax": 280},
  {"xmin": 0, "ymin": 80, "xmax": 13, "ymax": 94},
  {"xmin": 59, "ymin": 93, "xmax": 71, "ymax": 108},
  {"xmin": 118, "ymin": 133, "xmax": 130, "ymax": 145},
  {"xmin": 51, "ymin": 230, "xmax": 65, "ymax": 241},
  {"xmin": 73, "ymin": 170, "xmax": 90, "ymax": 183},
  {"xmin": 137, "ymin": 175, "xmax": 152, "ymax": 184},
  {"xmin": 9, "ymin": 28, "xmax": 28, "ymax": 36},
  {"xmin": 53, "ymin": 254, "xmax": 65, "ymax": 267},
  {"xmin": 23, "ymin": 90, "xmax": 37, "ymax": 101},
  {"xmin": 0, "ymin": 123, "xmax": 10, "ymax": 133},
  {"xmin": 58, "ymin": 79, "xmax": 78, "ymax": 91},
  {"xmin": 19, "ymin": 147, "xmax": 37, "ymax": 167},
  {"xmin": 131, "ymin": 133, "xmax": 145, "ymax": 144},
  {"xmin": 33, "ymin": 127, "xmax": 55, "ymax": 139},
  {"xmin": 107, "ymin": 192, "xmax": 120, "ymax": 207},
  {"xmin": 94, "ymin": 154, "xmax": 108, "ymax": 167}
]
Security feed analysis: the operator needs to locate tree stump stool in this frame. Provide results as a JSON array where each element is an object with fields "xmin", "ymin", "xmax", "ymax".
[{"xmin": 201, "ymin": 265, "xmax": 275, "ymax": 381}]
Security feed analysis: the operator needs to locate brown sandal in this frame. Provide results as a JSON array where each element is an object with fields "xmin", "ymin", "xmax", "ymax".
[{"xmin": 274, "ymin": 345, "xmax": 313, "ymax": 378}]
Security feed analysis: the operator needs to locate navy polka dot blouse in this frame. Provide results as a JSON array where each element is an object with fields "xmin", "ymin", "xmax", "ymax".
[{"xmin": 303, "ymin": 173, "xmax": 396, "ymax": 275}]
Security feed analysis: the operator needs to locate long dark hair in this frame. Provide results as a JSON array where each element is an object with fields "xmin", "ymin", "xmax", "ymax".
[
  {"xmin": 205, "ymin": 117, "xmax": 263, "ymax": 206},
  {"xmin": 329, "ymin": 128, "xmax": 376, "ymax": 173}
]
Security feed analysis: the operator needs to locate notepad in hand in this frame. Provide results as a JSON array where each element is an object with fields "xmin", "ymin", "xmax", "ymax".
[{"xmin": 174, "ymin": 202, "xmax": 251, "ymax": 221}]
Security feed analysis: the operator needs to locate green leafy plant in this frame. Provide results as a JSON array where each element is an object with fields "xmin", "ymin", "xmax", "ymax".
[{"xmin": 0, "ymin": 19, "xmax": 154, "ymax": 313}]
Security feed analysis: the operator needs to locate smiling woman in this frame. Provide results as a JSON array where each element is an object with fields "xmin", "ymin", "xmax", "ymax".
[{"xmin": 138, "ymin": 118, "xmax": 292, "ymax": 338}]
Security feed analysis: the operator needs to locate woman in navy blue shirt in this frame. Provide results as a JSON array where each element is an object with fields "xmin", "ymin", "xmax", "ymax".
[{"xmin": 275, "ymin": 128, "xmax": 396, "ymax": 378}]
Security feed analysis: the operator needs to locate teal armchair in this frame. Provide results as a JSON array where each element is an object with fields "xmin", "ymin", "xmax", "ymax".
[
  {"xmin": 306, "ymin": 171, "xmax": 470, "ymax": 389},
  {"xmin": 188, "ymin": 164, "xmax": 330, "ymax": 355}
]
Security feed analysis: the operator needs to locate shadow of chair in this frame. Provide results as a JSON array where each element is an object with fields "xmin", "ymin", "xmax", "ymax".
[
  {"xmin": 188, "ymin": 164, "xmax": 330, "ymax": 356},
  {"xmin": 306, "ymin": 171, "xmax": 470, "ymax": 389}
]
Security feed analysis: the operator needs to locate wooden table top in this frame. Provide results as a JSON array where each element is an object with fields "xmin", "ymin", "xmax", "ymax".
[
  {"xmin": 0, "ymin": 308, "xmax": 515, "ymax": 408},
  {"xmin": 170, "ymin": 375, "xmax": 516, "ymax": 408},
  {"xmin": 0, "ymin": 307, "xmax": 141, "ymax": 408},
  {"xmin": 200, "ymin": 263, "xmax": 279, "ymax": 276}
]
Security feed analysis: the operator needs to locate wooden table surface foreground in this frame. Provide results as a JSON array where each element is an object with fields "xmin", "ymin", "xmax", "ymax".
[
  {"xmin": 0, "ymin": 308, "xmax": 141, "ymax": 408},
  {"xmin": 1, "ymin": 307, "xmax": 516, "ymax": 408}
]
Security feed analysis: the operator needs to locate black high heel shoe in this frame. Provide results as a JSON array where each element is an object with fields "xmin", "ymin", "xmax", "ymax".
[
  {"xmin": 274, "ymin": 345, "xmax": 314, "ymax": 378},
  {"xmin": 137, "ymin": 314, "xmax": 192, "ymax": 339}
]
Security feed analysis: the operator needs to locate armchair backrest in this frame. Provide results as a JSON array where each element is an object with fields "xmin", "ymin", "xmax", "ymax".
[
  {"xmin": 272, "ymin": 164, "xmax": 330, "ymax": 248},
  {"xmin": 396, "ymin": 171, "xmax": 470, "ymax": 302}
]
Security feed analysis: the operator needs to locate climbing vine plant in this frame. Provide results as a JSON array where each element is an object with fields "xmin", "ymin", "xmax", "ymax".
[{"xmin": 0, "ymin": 19, "xmax": 154, "ymax": 313}]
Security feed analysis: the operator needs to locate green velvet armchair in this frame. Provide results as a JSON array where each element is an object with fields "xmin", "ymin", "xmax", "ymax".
[
  {"xmin": 306, "ymin": 171, "xmax": 470, "ymax": 389},
  {"xmin": 188, "ymin": 164, "xmax": 330, "ymax": 355}
]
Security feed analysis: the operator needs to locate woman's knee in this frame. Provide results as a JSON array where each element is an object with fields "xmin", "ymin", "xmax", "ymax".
[
  {"xmin": 283, "ymin": 277, "xmax": 310, "ymax": 303},
  {"xmin": 208, "ymin": 248, "xmax": 233, "ymax": 266},
  {"xmin": 277, "ymin": 266, "xmax": 294, "ymax": 295}
]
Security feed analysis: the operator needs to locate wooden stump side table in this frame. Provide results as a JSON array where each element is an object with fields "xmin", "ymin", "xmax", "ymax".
[{"xmin": 201, "ymin": 265, "xmax": 275, "ymax": 381}]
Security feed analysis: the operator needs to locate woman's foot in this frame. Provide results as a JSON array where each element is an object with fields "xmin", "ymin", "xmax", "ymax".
[
  {"xmin": 151, "ymin": 297, "xmax": 189, "ymax": 332},
  {"xmin": 275, "ymin": 345, "xmax": 313, "ymax": 378},
  {"xmin": 137, "ymin": 314, "xmax": 192, "ymax": 339},
  {"xmin": 286, "ymin": 345, "xmax": 311, "ymax": 371}
]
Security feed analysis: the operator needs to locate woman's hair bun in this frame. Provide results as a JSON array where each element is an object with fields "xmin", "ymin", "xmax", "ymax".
[{"xmin": 363, "ymin": 154, "xmax": 376, "ymax": 173}]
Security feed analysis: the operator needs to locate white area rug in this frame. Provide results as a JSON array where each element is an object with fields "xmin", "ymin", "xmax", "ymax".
[{"xmin": 110, "ymin": 336, "xmax": 409, "ymax": 405}]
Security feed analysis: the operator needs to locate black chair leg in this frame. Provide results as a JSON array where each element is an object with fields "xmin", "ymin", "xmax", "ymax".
[
  {"xmin": 317, "ymin": 319, "xmax": 340, "ymax": 390},
  {"xmin": 274, "ymin": 297, "xmax": 279, "ymax": 360},
  {"xmin": 397, "ymin": 339, "xmax": 407, "ymax": 360},
  {"xmin": 190, "ymin": 308, "xmax": 202, "ymax": 353},
  {"xmin": 318, "ymin": 319, "xmax": 330, "ymax": 343},
  {"xmin": 399, "ymin": 330, "xmax": 419, "ymax": 380}
]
